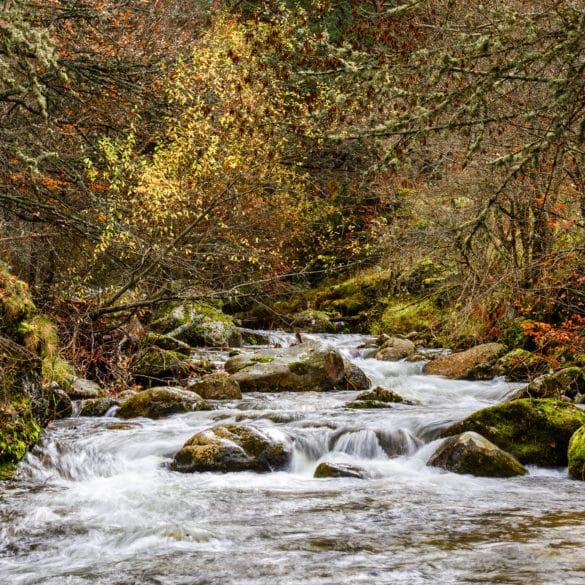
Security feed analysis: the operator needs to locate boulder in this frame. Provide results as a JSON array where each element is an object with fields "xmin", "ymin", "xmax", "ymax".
[
  {"xmin": 291, "ymin": 309, "xmax": 338, "ymax": 333},
  {"xmin": 428, "ymin": 431, "xmax": 527, "ymax": 477},
  {"xmin": 568, "ymin": 425, "xmax": 585, "ymax": 480},
  {"xmin": 65, "ymin": 376, "xmax": 108, "ymax": 400},
  {"xmin": 117, "ymin": 386, "xmax": 206, "ymax": 419},
  {"xmin": 151, "ymin": 301, "xmax": 242, "ymax": 348},
  {"xmin": 509, "ymin": 367, "xmax": 585, "ymax": 402},
  {"xmin": 341, "ymin": 359, "xmax": 370, "ymax": 390},
  {"xmin": 132, "ymin": 347, "xmax": 190, "ymax": 387},
  {"xmin": 224, "ymin": 340, "xmax": 346, "ymax": 393},
  {"xmin": 79, "ymin": 397, "xmax": 119, "ymax": 417},
  {"xmin": 313, "ymin": 461, "xmax": 367, "ymax": 479},
  {"xmin": 190, "ymin": 373, "xmax": 241, "ymax": 400},
  {"xmin": 172, "ymin": 423, "xmax": 292, "ymax": 472},
  {"xmin": 375, "ymin": 336, "xmax": 416, "ymax": 361},
  {"xmin": 422, "ymin": 343, "xmax": 505, "ymax": 379},
  {"xmin": 441, "ymin": 398, "xmax": 585, "ymax": 467},
  {"xmin": 495, "ymin": 349, "xmax": 550, "ymax": 382},
  {"xmin": 347, "ymin": 386, "xmax": 405, "ymax": 409}
]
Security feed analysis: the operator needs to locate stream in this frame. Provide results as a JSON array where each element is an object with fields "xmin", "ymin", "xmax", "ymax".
[{"xmin": 2, "ymin": 333, "xmax": 585, "ymax": 584}]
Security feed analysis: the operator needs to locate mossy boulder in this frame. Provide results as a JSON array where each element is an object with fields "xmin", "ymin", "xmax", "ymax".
[
  {"xmin": 375, "ymin": 336, "xmax": 416, "ymax": 361},
  {"xmin": 79, "ymin": 397, "xmax": 119, "ymax": 417},
  {"xmin": 132, "ymin": 347, "xmax": 190, "ymax": 387},
  {"xmin": 291, "ymin": 309, "xmax": 338, "ymax": 333},
  {"xmin": 428, "ymin": 431, "xmax": 528, "ymax": 477},
  {"xmin": 510, "ymin": 367, "xmax": 585, "ymax": 403},
  {"xmin": 313, "ymin": 461, "xmax": 367, "ymax": 479},
  {"xmin": 423, "ymin": 343, "xmax": 505, "ymax": 379},
  {"xmin": 45, "ymin": 386, "xmax": 73, "ymax": 420},
  {"xmin": 347, "ymin": 386, "xmax": 405, "ymax": 409},
  {"xmin": 151, "ymin": 301, "xmax": 242, "ymax": 348},
  {"xmin": 441, "ymin": 398, "xmax": 585, "ymax": 467},
  {"xmin": 190, "ymin": 373, "xmax": 241, "ymax": 400},
  {"xmin": 568, "ymin": 425, "xmax": 585, "ymax": 480},
  {"xmin": 117, "ymin": 386, "xmax": 205, "ymax": 419},
  {"xmin": 224, "ymin": 340, "xmax": 346, "ymax": 392},
  {"xmin": 495, "ymin": 349, "xmax": 550, "ymax": 382},
  {"xmin": 172, "ymin": 423, "xmax": 292, "ymax": 473},
  {"xmin": 64, "ymin": 376, "xmax": 108, "ymax": 400}
]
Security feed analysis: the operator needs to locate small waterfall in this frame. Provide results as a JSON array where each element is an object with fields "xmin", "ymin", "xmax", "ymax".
[
  {"xmin": 377, "ymin": 429, "xmax": 422, "ymax": 457},
  {"xmin": 331, "ymin": 429, "xmax": 386, "ymax": 459}
]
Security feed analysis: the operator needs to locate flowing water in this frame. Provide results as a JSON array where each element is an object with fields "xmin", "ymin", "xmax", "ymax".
[{"xmin": 2, "ymin": 333, "xmax": 585, "ymax": 585}]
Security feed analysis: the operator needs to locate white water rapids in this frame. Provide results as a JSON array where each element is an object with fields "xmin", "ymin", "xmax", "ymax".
[{"xmin": 2, "ymin": 333, "xmax": 585, "ymax": 584}]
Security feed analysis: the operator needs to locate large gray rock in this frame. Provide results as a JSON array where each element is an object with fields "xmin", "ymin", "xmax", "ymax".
[
  {"xmin": 375, "ymin": 336, "xmax": 416, "ymax": 361},
  {"xmin": 117, "ymin": 386, "xmax": 205, "ymax": 419},
  {"xmin": 291, "ymin": 309, "xmax": 338, "ymax": 333},
  {"xmin": 423, "ymin": 343, "xmax": 505, "ymax": 379},
  {"xmin": 172, "ymin": 423, "xmax": 292, "ymax": 472},
  {"xmin": 428, "ymin": 431, "xmax": 527, "ymax": 477},
  {"xmin": 224, "ymin": 340, "xmax": 346, "ymax": 392},
  {"xmin": 65, "ymin": 376, "xmax": 108, "ymax": 400},
  {"xmin": 151, "ymin": 301, "xmax": 242, "ymax": 348}
]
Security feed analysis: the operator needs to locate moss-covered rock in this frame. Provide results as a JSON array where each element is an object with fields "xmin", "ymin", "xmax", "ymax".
[
  {"xmin": 132, "ymin": 347, "xmax": 190, "ymax": 387},
  {"xmin": 568, "ymin": 425, "xmax": 585, "ymax": 480},
  {"xmin": 190, "ymin": 373, "xmax": 241, "ymax": 400},
  {"xmin": 45, "ymin": 386, "xmax": 73, "ymax": 420},
  {"xmin": 510, "ymin": 367, "xmax": 585, "ymax": 403},
  {"xmin": 224, "ymin": 340, "xmax": 346, "ymax": 393},
  {"xmin": 291, "ymin": 309, "xmax": 338, "ymax": 333},
  {"xmin": 313, "ymin": 461, "xmax": 367, "ymax": 479},
  {"xmin": 423, "ymin": 343, "xmax": 505, "ymax": 379},
  {"xmin": 151, "ymin": 301, "xmax": 242, "ymax": 348},
  {"xmin": 79, "ymin": 397, "xmax": 119, "ymax": 417},
  {"xmin": 441, "ymin": 398, "xmax": 585, "ymax": 467},
  {"xmin": 172, "ymin": 423, "xmax": 292, "ymax": 472},
  {"xmin": 428, "ymin": 431, "xmax": 528, "ymax": 477},
  {"xmin": 64, "ymin": 376, "xmax": 108, "ymax": 400},
  {"xmin": 347, "ymin": 386, "xmax": 404, "ymax": 409},
  {"xmin": 495, "ymin": 349, "xmax": 550, "ymax": 382},
  {"xmin": 117, "ymin": 386, "xmax": 205, "ymax": 419},
  {"xmin": 141, "ymin": 332, "xmax": 191, "ymax": 352}
]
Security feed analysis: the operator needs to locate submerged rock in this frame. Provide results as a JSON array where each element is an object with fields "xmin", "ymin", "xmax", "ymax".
[
  {"xmin": 423, "ymin": 343, "xmax": 505, "ymax": 379},
  {"xmin": 190, "ymin": 373, "xmax": 241, "ymax": 400},
  {"xmin": 428, "ymin": 431, "xmax": 527, "ymax": 478},
  {"xmin": 172, "ymin": 423, "xmax": 292, "ymax": 472},
  {"xmin": 117, "ymin": 386, "xmax": 206, "ymax": 419},
  {"xmin": 224, "ymin": 340, "xmax": 346, "ymax": 392},
  {"xmin": 313, "ymin": 461, "xmax": 367, "ymax": 479},
  {"xmin": 441, "ymin": 398, "xmax": 585, "ymax": 467},
  {"xmin": 568, "ymin": 425, "xmax": 585, "ymax": 480}
]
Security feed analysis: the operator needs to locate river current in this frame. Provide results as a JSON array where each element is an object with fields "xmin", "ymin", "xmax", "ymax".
[{"xmin": 2, "ymin": 333, "xmax": 585, "ymax": 584}]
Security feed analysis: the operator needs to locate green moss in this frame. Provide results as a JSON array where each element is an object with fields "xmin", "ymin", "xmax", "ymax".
[
  {"xmin": 252, "ymin": 356, "xmax": 274, "ymax": 364},
  {"xmin": 288, "ymin": 361, "xmax": 311, "ymax": 375},
  {"xmin": 442, "ymin": 398, "xmax": 585, "ymax": 466},
  {"xmin": 372, "ymin": 297, "xmax": 444, "ymax": 336},
  {"xmin": 568, "ymin": 425, "xmax": 585, "ymax": 480}
]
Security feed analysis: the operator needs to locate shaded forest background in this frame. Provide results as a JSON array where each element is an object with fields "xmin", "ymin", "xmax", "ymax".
[{"xmin": 2, "ymin": 0, "xmax": 585, "ymax": 382}]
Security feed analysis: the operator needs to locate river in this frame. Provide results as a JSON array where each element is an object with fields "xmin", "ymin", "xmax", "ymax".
[{"xmin": 1, "ymin": 333, "xmax": 585, "ymax": 584}]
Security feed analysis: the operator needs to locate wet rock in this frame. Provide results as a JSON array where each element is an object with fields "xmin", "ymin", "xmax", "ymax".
[
  {"xmin": 79, "ymin": 397, "xmax": 119, "ymax": 417},
  {"xmin": 117, "ymin": 386, "xmax": 206, "ymax": 419},
  {"xmin": 151, "ymin": 301, "xmax": 242, "ymax": 348},
  {"xmin": 132, "ymin": 347, "xmax": 190, "ymax": 387},
  {"xmin": 422, "ymin": 343, "xmax": 505, "ymax": 379},
  {"xmin": 224, "ymin": 340, "xmax": 346, "ymax": 392},
  {"xmin": 568, "ymin": 425, "xmax": 585, "ymax": 480},
  {"xmin": 341, "ymin": 359, "xmax": 370, "ymax": 390},
  {"xmin": 441, "ymin": 398, "xmax": 585, "ymax": 467},
  {"xmin": 190, "ymin": 373, "xmax": 241, "ymax": 400},
  {"xmin": 313, "ymin": 461, "xmax": 367, "ymax": 479},
  {"xmin": 172, "ymin": 423, "xmax": 292, "ymax": 472},
  {"xmin": 65, "ymin": 376, "xmax": 108, "ymax": 400},
  {"xmin": 347, "ymin": 386, "xmax": 404, "ymax": 409},
  {"xmin": 510, "ymin": 367, "xmax": 585, "ymax": 402},
  {"xmin": 428, "ymin": 431, "xmax": 528, "ymax": 478},
  {"xmin": 375, "ymin": 336, "xmax": 416, "ymax": 361},
  {"xmin": 495, "ymin": 349, "xmax": 550, "ymax": 382}
]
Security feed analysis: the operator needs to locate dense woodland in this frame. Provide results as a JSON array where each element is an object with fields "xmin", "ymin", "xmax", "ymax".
[{"xmin": 2, "ymin": 0, "xmax": 585, "ymax": 382}]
